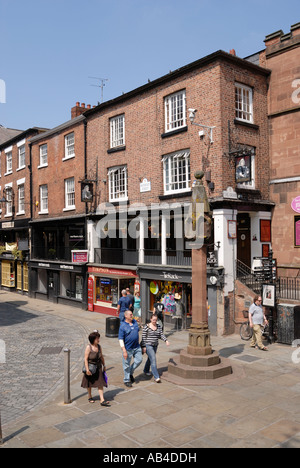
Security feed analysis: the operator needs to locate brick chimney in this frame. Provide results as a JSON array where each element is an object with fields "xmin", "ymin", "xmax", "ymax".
[{"xmin": 71, "ymin": 102, "xmax": 91, "ymax": 119}]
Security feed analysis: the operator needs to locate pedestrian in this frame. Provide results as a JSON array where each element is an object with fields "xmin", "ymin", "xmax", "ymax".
[
  {"xmin": 141, "ymin": 314, "xmax": 170, "ymax": 383},
  {"xmin": 133, "ymin": 291, "xmax": 141, "ymax": 324},
  {"xmin": 81, "ymin": 331, "xmax": 110, "ymax": 406},
  {"xmin": 249, "ymin": 295, "xmax": 269, "ymax": 351},
  {"xmin": 153, "ymin": 295, "xmax": 165, "ymax": 330},
  {"xmin": 118, "ymin": 310, "xmax": 143, "ymax": 388},
  {"xmin": 117, "ymin": 289, "xmax": 132, "ymax": 322},
  {"xmin": 126, "ymin": 288, "xmax": 134, "ymax": 311}
]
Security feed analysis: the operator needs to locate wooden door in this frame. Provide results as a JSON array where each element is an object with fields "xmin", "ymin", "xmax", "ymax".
[{"xmin": 237, "ymin": 213, "xmax": 251, "ymax": 267}]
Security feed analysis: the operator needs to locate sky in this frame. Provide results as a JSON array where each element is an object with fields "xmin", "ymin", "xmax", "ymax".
[{"xmin": 0, "ymin": 0, "xmax": 299, "ymax": 130}]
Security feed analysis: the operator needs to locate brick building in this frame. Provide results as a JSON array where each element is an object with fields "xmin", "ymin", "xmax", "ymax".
[
  {"xmin": 0, "ymin": 127, "xmax": 47, "ymax": 293},
  {"xmin": 84, "ymin": 50, "xmax": 271, "ymax": 334},
  {"xmin": 28, "ymin": 107, "xmax": 90, "ymax": 309}
]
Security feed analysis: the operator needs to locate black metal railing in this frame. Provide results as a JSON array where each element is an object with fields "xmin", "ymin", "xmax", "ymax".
[
  {"xmin": 236, "ymin": 259, "xmax": 263, "ymax": 294},
  {"xmin": 278, "ymin": 277, "xmax": 300, "ymax": 301},
  {"xmin": 95, "ymin": 248, "xmax": 138, "ymax": 266}
]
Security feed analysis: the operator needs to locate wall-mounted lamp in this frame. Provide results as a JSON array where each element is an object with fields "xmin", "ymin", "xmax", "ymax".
[{"xmin": 188, "ymin": 108, "xmax": 216, "ymax": 144}]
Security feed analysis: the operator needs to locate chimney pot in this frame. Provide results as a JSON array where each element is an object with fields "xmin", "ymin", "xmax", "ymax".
[
  {"xmin": 87, "ymin": 104, "xmax": 91, "ymax": 109},
  {"xmin": 81, "ymin": 103, "xmax": 85, "ymax": 108},
  {"xmin": 76, "ymin": 102, "xmax": 80, "ymax": 107},
  {"xmin": 229, "ymin": 49, "xmax": 236, "ymax": 56}
]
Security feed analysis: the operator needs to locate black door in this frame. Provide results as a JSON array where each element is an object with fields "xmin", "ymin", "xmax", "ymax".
[{"xmin": 237, "ymin": 213, "xmax": 251, "ymax": 267}]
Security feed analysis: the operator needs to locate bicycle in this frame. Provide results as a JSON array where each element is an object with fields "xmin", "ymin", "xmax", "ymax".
[{"xmin": 240, "ymin": 311, "xmax": 270, "ymax": 342}]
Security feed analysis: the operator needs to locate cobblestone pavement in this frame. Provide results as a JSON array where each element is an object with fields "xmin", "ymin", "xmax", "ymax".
[
  {"xmin": 1, "ymin": 290, "xmax": 300, "ymax": 448},
  {"xmin": 0, "ymin": 293, "xmax": 87, "ymax": 425}
]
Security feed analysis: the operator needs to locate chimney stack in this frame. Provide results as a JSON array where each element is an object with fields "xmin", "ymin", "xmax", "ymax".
[{"xmin": 71, "ymin": 102, "xmax": 91, "ymax": 119}]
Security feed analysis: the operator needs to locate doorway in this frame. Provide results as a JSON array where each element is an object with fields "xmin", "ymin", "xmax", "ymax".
[{"xmin": 237, "ymin": 213, "xmax": 251, "ymax": 267}]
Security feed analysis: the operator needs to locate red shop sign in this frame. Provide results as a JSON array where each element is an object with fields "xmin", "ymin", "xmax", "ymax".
[{"xmin": 88, "ymin": 277, "xmax": 94, "ymax": 312}]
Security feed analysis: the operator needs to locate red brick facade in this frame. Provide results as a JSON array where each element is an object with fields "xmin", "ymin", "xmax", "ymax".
[
  {"xmin": 263, "ymin": 24, "xmax": 300, "ymax": 276},
  {"xmin": 85, "ymin": 52, "xmax": 270, "ymax": 207}
]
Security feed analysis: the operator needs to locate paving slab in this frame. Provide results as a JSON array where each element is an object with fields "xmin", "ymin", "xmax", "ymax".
[{"xmin": 1, "ymin": 290, "xmax": 300, "ymax": 449}]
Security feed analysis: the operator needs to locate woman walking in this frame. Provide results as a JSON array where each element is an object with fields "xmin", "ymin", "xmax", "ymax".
[
  {"xmin": 133, "ymin": 291, "xmax": 142, "ymax": 325},
  {"xmin": 81, "ymin": 331, "xmax": 110, "ymax": 406},
  {"xmin": 141, "ymin": 314, "xmax": 170, "ymax": 383}
]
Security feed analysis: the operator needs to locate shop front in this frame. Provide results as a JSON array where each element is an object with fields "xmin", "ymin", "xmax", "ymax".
[
  {"xmin": 88, "ymin": 266, "xmax": 139, "ymax": 315},
  {"xmin": 29, "ymin": 260, "xmax": 87, "ymax": 309},
  {"xmin": 0, "ymin": 219, "xmax": 30, "ymax": 295},
  {"xmin": 138, "ymin": 266, "xmax": 193, "ymax": 329}
]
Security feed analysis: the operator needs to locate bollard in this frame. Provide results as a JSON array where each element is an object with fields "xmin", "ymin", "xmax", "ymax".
[
  {"xmin": 63, "ymin": 348, "xmax": 72, "ymax": 405},
  {"xmin": 0, "ymin": 409, "xmax": 3, "ymax": 445}
]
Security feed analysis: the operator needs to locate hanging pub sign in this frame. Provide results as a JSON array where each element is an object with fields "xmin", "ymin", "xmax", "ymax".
[
  {"xmin": 81, "ymin": 182, "xmax": 94, "ymax": 202},
  {"xmin": 235, "ymin": 154, "xmax": 251, "ymax": 184}
]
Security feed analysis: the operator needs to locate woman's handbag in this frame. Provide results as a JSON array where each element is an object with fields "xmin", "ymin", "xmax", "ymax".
[{"xmin": 82, "ymin": 363, "xmax": 98, "ymax": 375}]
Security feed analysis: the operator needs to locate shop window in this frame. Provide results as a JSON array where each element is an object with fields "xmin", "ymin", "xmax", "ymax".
[
  {"xmin": 17, "ymin": 262, "xmax": 22, "ymax": 290},
  {"xmin": 23, "ymin": 263, "xmax": 28, "ymax": 292},
  {"xmin": 37, "ymin": 269, "xmax": 47, "ymax": 294},
  {"xmin": 2, "ymin": 261, "xmax": 15, "ymax": 288},
  {"xmin": 295, "ymin": 216, "xmax": 300, "ymax": 247},
  {"xmin": 60, "ymin": 272, "xmax": 83, "ymax": 300}
]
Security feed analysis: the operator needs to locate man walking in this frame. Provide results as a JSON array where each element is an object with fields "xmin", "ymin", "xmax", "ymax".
[
  {"xmin": 249, "ymin": 295, "xmax": 269, "ymax": 351},
  {"xmin": 118, "ymin": 310, "xmax": 143, "ymax": 387},
  {"xmin": 117, "ymin": 290, "xmax": 132, "ymax": 322}
]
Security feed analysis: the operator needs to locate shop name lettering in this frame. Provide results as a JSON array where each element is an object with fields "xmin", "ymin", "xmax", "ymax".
[
  {"xmin": 161, "ymin": 272, "xmax": 182, "ymax": 280},
  {"xmin": 292, "ymin": 79, "xmax": 300, "ymax": 104}
]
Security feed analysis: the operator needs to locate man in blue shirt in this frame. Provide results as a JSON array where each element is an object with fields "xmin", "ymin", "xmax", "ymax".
[
  {"xmin": 117, "ymin": 290, "xmax": 133, "ymax": 322},
  {"xmin": 118, "ymin": 310, "xmax": 142, "ymax": 387}
]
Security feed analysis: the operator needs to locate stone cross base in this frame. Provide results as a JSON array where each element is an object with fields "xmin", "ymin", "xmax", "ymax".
[{"xmin": 165, "ymin": 323, "xmax": 232, "ymax": 384}]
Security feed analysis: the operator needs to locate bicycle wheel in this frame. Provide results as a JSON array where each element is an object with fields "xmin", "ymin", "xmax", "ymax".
[{"xmin": 240, "ymin": 322, "xmax": 253, "ymax": 341}]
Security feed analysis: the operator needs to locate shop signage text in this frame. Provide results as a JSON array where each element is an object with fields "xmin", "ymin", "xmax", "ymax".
[
  {"xmin": 291, "ymin": 196, "xmax": 300, "ymax": 214},
  {"xmin": 71, "ymin": 250, "xmax": 88, "ymax": 263},
  {"xmin": 88, "ymin": 266, "xmax": 138, "ymax": 278}
]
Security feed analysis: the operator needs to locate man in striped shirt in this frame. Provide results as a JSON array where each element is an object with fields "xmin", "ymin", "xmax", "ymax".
[{"xmin": 141, "ymin": 314, "xmax": 170, "ymax": 383}]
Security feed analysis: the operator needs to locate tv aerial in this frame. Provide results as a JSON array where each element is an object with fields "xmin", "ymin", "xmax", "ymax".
[{"xmin": 89, "ymin": 77, "xmax": 109, "ymax": 104}]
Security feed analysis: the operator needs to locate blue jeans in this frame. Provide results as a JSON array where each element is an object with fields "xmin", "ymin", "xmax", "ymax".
[
  {"xmin": 144, "ymin": 345, "xmax": 159, "ymax": 380},
  {"xmin": 122, "ymin": 347, "xmax": 143, "ymax": 383},
  {"xmin": 119, "ymin": 312, "xmax": 125, "ymax": 322}
]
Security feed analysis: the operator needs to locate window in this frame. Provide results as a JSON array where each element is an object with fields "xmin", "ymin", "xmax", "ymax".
[
  {"xmin": 110, "ymin": 115, "xmax": 125, "ymax": 148},
  {"xmin": 235, "ymin": 83, "xmax": 253, "ymax": 123},
  {"xmin": 5, "ymin": 187, "xmax": 13, "ymax": 216},
  {"xmin": 163, "ymin": 150, "xmax": 191, "ymax": 194},
  {"xmin": 40, "ymin": 185, "xmax": 48, "ymax": 213},
  {"xmin": 295, "ymin": 216, "xmax": 300, "ymax": 247},
  {"xmin": 65, "ymin": 177, "xmax": 75, "ymax": 209},
  {"xmin": 164, "ymin": 90, "xmax": 186, "ymax": 132},
  {"xmin": 108, "ymin": 166, "xmax": 128, "ymax": 202},
  {"xmin": 39, "ymin": 144, "xmax": 48, "ymax": 167},
  {"xmin": 6, "ymin": 151, "xmax": 12, "ymax": 174},
  {"xmin": 64, "ymin": 133, "xmax": 75, "ymax": 159},
  {"xmin": 18, "ymin": 184, "xmax": 25, "ymax": 214},
  {"xmin": 18, "ymin": 144, "xmax": 25, "ymax": 169}
]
